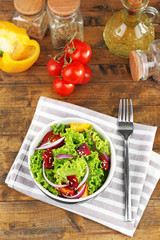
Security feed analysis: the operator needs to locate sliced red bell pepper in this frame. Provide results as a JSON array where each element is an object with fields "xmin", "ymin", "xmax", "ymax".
[{"xmin": 59, "ymin": 187, "xmax": 75, "ymax": 196}]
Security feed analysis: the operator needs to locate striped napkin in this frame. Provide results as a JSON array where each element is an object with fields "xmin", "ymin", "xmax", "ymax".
[{"xmin": 5, "ymin": 96, "xmax": 160, "ymax": 237}]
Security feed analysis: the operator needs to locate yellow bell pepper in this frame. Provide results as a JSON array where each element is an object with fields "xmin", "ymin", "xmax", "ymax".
[
  {"xmin": 0, "ymin": 21, "xmax": 40, "ymax": 73},
  {"xmin": 78, "ymin": 184, "xmax": 89, "ymax": 198},
  {"xmin": 70, "ymin": 123, "xmax": 91, "ymax": 132}
]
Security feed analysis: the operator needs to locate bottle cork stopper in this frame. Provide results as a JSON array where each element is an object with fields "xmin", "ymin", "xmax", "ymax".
[
  {"xmin": 14, "ymin": 0, "xmax": 45, "ymax": 15},
  {"xmin": 129, "ymin": 51, "xmax": 142, "ymax": 81},
  {"xmin": 47, "ymin": 0, "xmax": 80, "ymax": 16},
  {"xmin": 128, "ymin": 0, "xmax": 142, "ymax": 7}
]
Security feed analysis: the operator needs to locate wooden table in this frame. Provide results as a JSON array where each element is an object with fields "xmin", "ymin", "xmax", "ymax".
[{"xmin": 0, "ymin": 0, "xmax": 160, "ymax": 239}]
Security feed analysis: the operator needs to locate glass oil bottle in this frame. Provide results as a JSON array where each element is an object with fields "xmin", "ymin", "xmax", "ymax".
[{"xmin": 103, "ymin": 0, "xmax": 159, "ymax": 58}]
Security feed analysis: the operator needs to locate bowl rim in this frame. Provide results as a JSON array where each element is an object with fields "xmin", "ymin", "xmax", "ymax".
[{"xmin": 28, "ymin": 117, "xmax": 116, "ymax": 203}]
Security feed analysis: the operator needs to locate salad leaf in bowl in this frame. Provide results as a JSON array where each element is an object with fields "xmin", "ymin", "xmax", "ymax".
[{"xmin": 28, "ymin": 118, "xmax": 116, "ymax": 203}]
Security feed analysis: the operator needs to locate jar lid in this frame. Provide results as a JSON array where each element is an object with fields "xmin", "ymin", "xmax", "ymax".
[
  {"xmin": 47, "ymin": 0, "xmax": 80, "ymax": 16},
  {"xmin": 122, "ymin": 0, "xmax": 149, "ymax": 13},
  {"xmin": 129, "ymin": 50, "xmax": 142, "ymax": 81},
  {"xmin": 14, "ymin": 0, "xmax": 45, "ymax": 15},
  {"xmin": 128, "ymin": 0, "xmax": 142, "ymax": 7}
]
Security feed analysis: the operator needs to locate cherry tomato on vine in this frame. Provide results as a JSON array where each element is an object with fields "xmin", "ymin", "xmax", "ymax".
[
  {"xmin": 65, "ymin": 39, "xmax": 92, "ymax": 65},
  {"xmin": 62, "ymin": 62, "xmax": 85, "ymax": 84},
  {"xmin": 80, "ymin": 65, "xmax": 92, "ymax": 84},
  {"xmin": 53, "ymin": 77, "xmax": 75, "ymax": 96},
  {"xmin": 47, "ymin": 58, "xmax": 63, "ymax": 77},
  {"xmin": 58, "ymin": 55, "xmax": 65, "ymax": 64}
]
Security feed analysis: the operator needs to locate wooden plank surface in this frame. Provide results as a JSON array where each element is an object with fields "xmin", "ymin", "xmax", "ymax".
[{"xmin": 0, "ymin": 0, "xmax": 160, "ymax": 239}]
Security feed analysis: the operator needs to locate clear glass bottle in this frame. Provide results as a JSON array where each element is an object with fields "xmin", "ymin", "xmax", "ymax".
[
  {"xmin": 12, "ymin": 0, "xmax": 48, "ymax": 40},
  {"xmin": 129, "ymin": 39, "xmax": 160, "ymax": 83},
  {"xmin": 47, "ymin": 0, "xmax": 83, "ymax": 49},
  {"xmin": 103, "ymin": 0, "xmax": 159, "ymax": 58}
]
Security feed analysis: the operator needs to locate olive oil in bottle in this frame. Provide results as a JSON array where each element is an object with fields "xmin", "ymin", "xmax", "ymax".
[{"xmin": 103, "ymin": 0, "xmax": 159, "ymax": 58}]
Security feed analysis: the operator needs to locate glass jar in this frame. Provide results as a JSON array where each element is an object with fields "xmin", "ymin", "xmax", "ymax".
[
  {"xmin": 129, "ymin": 39, "xmax": 160, "ymax": 83},
  {"xmin": 47, "ymin": 0, "xmax": 83, "ymax": 49},
  {"xmin": 12, "ymin": 0, "xmax": 48, "ymax": 40},
  {"xmin": 103, "ymin": 0, "xmax": 159, "ymax": 58}
]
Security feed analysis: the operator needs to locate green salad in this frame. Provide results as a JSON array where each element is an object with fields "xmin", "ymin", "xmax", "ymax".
[{"xmin": 30, "ymin": 122, "xmax": 111, "ymax": 199}]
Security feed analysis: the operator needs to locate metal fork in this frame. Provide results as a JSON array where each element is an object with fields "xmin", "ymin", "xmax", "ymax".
[{"xmin": 118, "ymin": 99, "xmax": 133, "ymax": 222}]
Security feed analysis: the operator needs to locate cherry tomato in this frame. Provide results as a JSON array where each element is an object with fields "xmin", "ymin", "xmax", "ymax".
[
  {"xmin": 58, "ymin": 55, "xmax": 65, "ymax": 64},
  {"xmin": 47, "ymin": 58, "xmax": 63, "ymax": 77},
  {"xmin": 53, "ymin": 77, "xmax": 75, "ymax": 96},
  {"xmin": 49, "ymin": 133, "xmax": 65, "ymax": 149},
  {"xmin": 62, "ymin": 62, "xmax": 85, "ymax": 84},
  {"xmin": 80, "ymin": 65, "xmax": 92, "ymax": 84},
  {"xmin": 65, "ymin": 39, "xmax": 92, "ymax": 65},
  {"xmin": 42, "ymin": 131, "xmax": 53, "ymax": 143}
]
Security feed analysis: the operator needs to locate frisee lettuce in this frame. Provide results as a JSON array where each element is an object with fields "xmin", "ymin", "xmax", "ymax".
[
  {"xmin": 30, "ymin": 123, "xmax": 111, "ymax": 197},
  {"xmin": 30, "ymin": 150, "xmax": 59, "ymax": 195}
]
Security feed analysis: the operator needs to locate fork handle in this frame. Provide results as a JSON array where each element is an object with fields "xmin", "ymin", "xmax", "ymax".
[{"xmin": 124, "ymin": 139, "xmax": 132, "ymax": 222}]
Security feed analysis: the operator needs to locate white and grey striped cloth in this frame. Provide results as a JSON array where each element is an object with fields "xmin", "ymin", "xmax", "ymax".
[{"xmin": 5, "ymin": 96, "xmax": 160, "ymax": 237}]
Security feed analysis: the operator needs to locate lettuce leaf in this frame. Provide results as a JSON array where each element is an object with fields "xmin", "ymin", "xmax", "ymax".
[
  {"xmin": 30, "ymin": 150, "xmax": 59, "ymax": 195},
  {"xmin": 86, "ymin": 128, "xmax": 111, "ymax": 156},
  {"xmin": 85, "ymin": 152, "xmax": 105, "ymax": 195},
  {"xmin": 52, "ymin": 123, "xmax": 69, "ymax": 135},
  {"xmin": 53, "ymin": 156, "xmax": 87, "ymax": 185}
]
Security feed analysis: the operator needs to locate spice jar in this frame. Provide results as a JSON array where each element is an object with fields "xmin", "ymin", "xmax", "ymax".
[
  {"xmin": 12, "ymin": 0, "xmax": 48, "ymax": 40},
  {"xmin": 129, "ymin": 39, "xmax": 160, "ymax": 83},
  {"xmin": 47, "ymin": 0, "xmax": 83, "ymax": 49}
]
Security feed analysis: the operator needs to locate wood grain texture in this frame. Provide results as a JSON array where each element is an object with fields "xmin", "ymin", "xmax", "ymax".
[{"xmin": 0, "ymin": 0, "xmax": 160, "ymax": 239}]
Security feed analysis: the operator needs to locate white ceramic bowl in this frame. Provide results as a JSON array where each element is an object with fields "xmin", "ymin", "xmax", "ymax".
[{"xmin": 28, "ymin": 117, "xmax": 116, "ymax": 203}]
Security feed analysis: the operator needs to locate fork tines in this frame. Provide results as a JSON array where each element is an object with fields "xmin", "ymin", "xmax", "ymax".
[{"xmin": 118, "ymin": 99, "xmax": 133, "ymax": 123}]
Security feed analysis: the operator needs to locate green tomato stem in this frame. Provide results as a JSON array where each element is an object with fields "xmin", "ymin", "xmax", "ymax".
[{"xmin": 0, "ymin": 50, "xmax": 3, "ymax": 57}]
